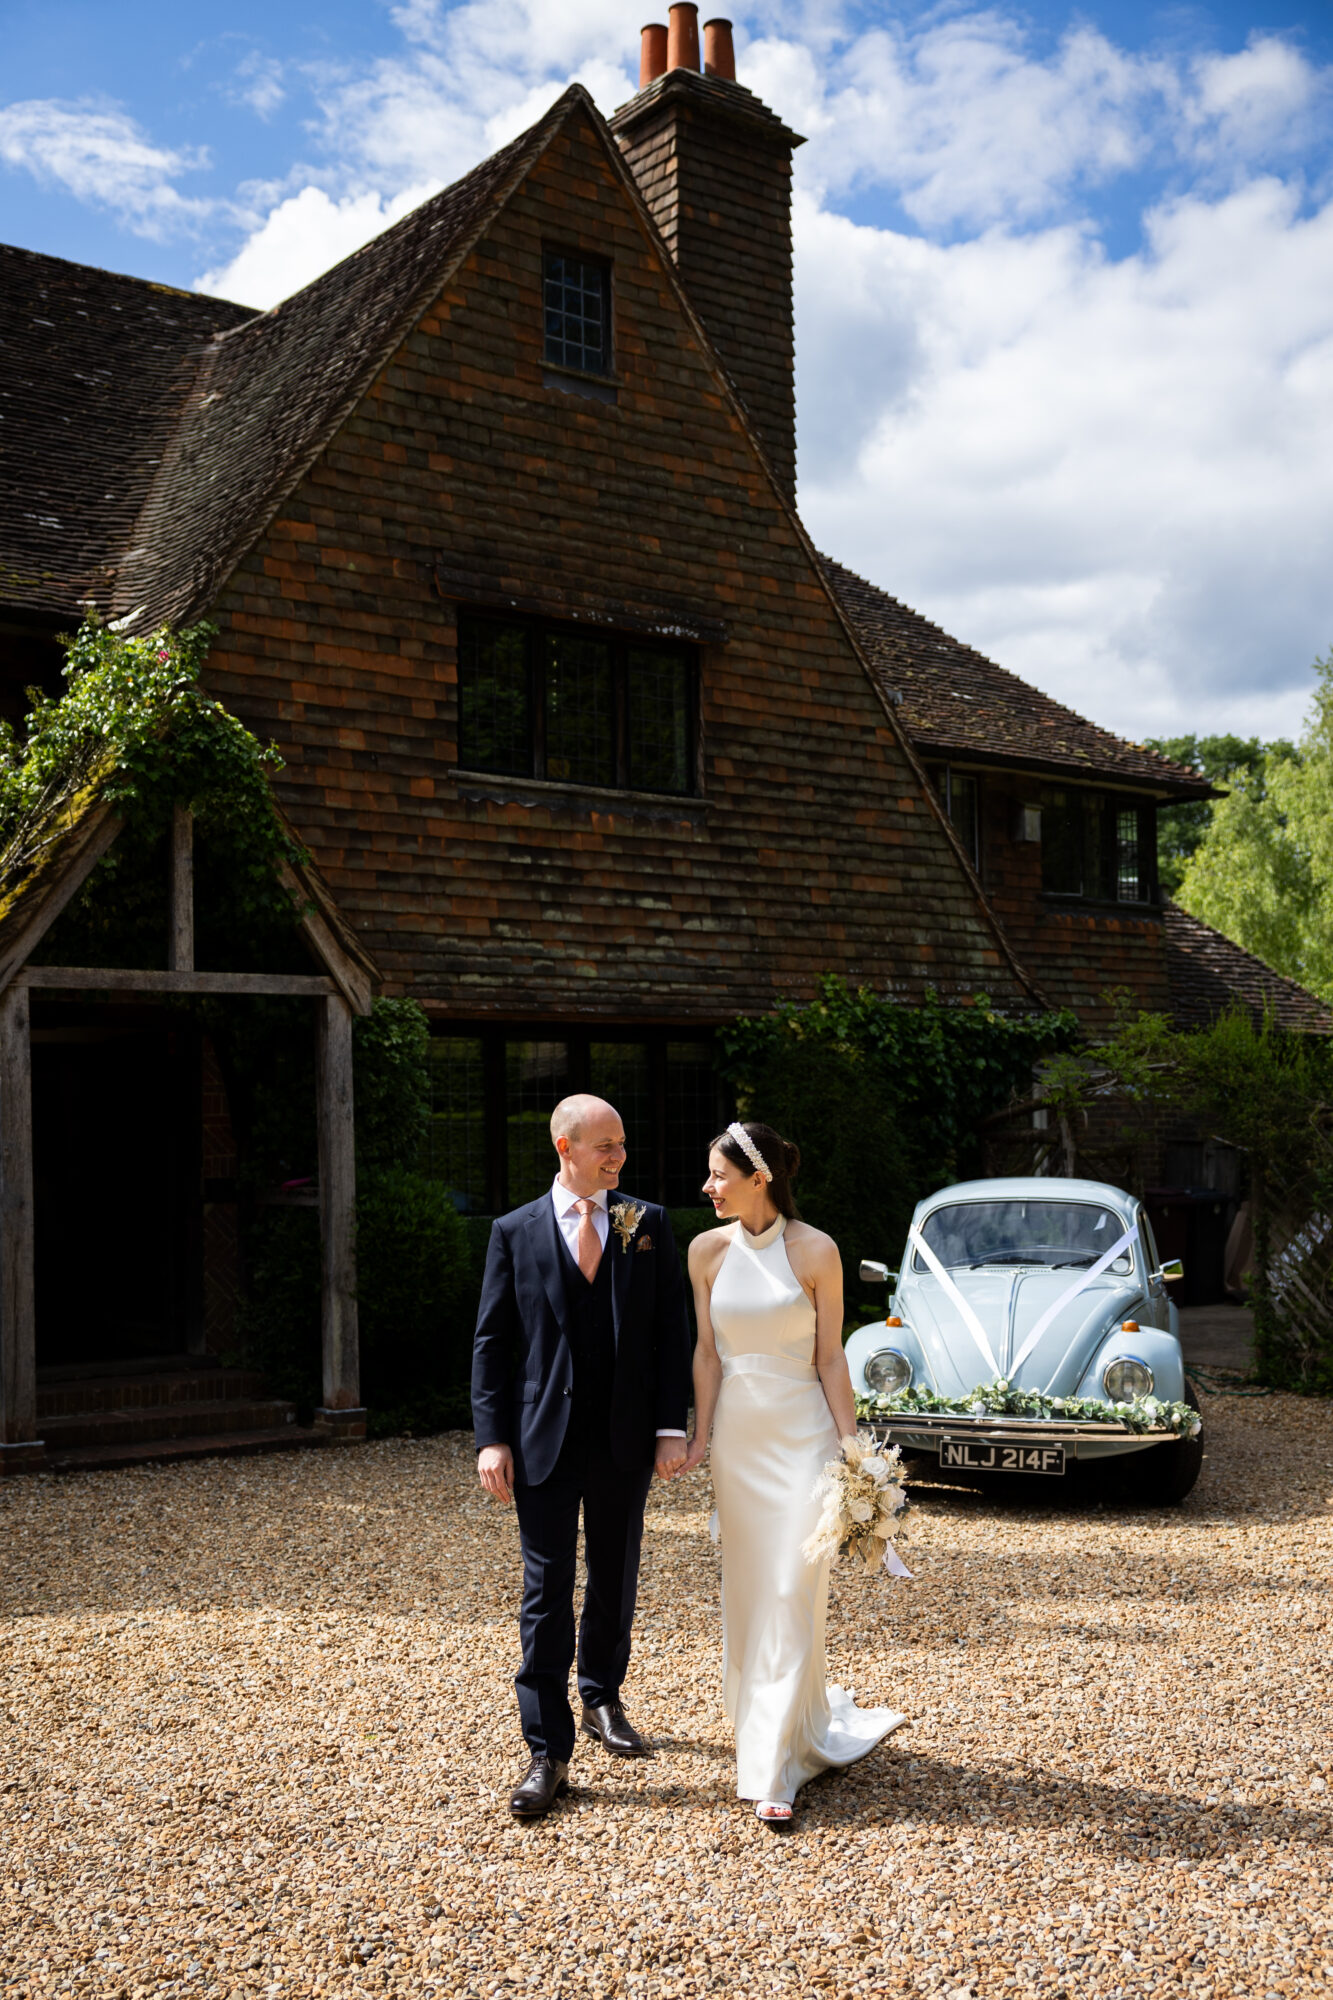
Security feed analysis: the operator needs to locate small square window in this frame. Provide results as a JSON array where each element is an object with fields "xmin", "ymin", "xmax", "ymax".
[{"xmin": 543, "ymin": 252, "xmax": 610, "ymax": 374}]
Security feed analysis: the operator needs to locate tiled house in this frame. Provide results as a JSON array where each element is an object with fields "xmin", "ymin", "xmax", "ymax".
[{"xmin": 0, "ymin": 8, "xmax": 1326, "ymax": 1420}]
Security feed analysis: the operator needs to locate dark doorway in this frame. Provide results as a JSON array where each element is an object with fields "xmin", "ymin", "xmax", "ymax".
[{"xmin": 32, "ymin": 1017, "xmax": 202, "ymax": 1364}]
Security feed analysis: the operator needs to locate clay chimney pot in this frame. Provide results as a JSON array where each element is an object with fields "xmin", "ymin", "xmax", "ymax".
[
  {"xmin": 639, "ymin": 23, "xmax": 668, "ymax": 88},
  {"xmin": 702, "ymin": 18, "xmax": 735, "ymax": 80},
  {"xmin": 666, "ymin": 2, "xmax": 701, "ymax": 72}
]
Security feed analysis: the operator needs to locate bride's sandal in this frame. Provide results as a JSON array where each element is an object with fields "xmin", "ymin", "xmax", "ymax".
[{"xmin": 754, "ymin": 1800, "xmax": 794, "ymax": 1830}]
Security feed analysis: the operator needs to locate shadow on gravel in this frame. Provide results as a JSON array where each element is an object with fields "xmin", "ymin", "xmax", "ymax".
[
  {"xmin": 788, "ymin": 1752, "xmax": 1333, "ymax": 1862},
  {"xmin": 513, "ymin": 1755, "xmax": 1331, "ymax": 1865}
]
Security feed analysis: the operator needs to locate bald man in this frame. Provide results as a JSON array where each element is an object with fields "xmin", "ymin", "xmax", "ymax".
[{"xmin": 471, "ymin": 1095, "xmax": 692, "ymax": 1818}]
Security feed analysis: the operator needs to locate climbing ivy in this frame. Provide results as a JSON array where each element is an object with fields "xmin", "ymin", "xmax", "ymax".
[{"xmin": 0, "ymin": 617, "xmax": 307, "ymax": 970}]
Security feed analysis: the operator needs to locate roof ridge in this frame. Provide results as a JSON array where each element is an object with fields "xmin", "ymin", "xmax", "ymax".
[{"xmin": 0, "ymin": 238, "xmax": 255, "ymax": 315}]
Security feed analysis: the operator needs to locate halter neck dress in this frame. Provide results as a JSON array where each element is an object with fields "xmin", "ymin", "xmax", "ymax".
[{"xmin": 708, "ymin": 1214, "xmax": 906, "ymax": 1804}]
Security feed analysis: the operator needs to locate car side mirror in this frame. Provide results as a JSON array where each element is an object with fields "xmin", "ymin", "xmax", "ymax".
[
  {"xmin": 1152, "ymin": 1260, "xmax": 1184, "ymax": 1284},
  {"xmin": 859, "ymin": 1260, "xmax": 897, "ymax": 1285}
]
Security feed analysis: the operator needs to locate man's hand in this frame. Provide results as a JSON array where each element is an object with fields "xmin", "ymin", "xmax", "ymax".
[
  {"xmin": 680, "ymin": 1434, "xmax": 709, "ymax": 1476},
  {"xmin": 478, "ymin": 1444, "xmax": 515, "ymax": 1504},
  {"xmin": 655, "ymin": 1435, "xmax": 688, "ymax": 1480}
]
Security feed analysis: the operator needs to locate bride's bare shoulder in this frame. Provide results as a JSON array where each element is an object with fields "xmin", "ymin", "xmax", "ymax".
[
  {"xmin": 783, "ymin": 1219, "xmax": 840, "ymax": 1264},
  {"xmin": 687, "ymin": 1223, "xmax": 734, "ymax": 1276}
]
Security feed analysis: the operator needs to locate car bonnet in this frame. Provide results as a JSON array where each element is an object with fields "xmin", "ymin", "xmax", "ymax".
[{"xmin": 905, "ymin": 1267, "xmax": 1147, "ymax": 1396}]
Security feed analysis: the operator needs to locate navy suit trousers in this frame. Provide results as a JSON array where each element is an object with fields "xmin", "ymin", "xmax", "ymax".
[{"xmin": 512, "ymin": 1425, "xmax": 654, "ymax": 1763}]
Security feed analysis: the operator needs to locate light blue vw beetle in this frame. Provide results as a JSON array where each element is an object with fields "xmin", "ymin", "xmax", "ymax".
[{"xmin": 846, "ymin": 1177, "xmax": 1204, "ymax": 1503}]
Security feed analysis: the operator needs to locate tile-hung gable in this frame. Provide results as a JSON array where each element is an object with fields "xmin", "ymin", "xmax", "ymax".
[{"xmin": 181, "ymin": 84, "xmax": 1037, "ymax": 1017}]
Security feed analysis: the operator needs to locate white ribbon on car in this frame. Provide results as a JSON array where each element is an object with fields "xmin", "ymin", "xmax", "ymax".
[
  {"xmin": 906, "ymin": 1227, "xmax": 1001, "ymax": 1377},
  {"xmin": 1007, "ymin": 1224, "xmax": 1140, "ymax": 1379}
]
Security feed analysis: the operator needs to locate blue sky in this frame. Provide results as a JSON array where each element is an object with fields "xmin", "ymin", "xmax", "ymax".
[{"xmin": 4, "ymin": 1, "xmax": 1333, "ymax": 742}]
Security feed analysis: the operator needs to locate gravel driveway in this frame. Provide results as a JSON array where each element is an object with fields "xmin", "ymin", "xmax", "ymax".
[{"xmin": 3, "ymin": 1387, "xmax": 1331, "ymax": 1999}]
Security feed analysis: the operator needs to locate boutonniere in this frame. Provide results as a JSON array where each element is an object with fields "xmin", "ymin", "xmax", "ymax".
[
  {"xmin": 610, "ymin": 1201, "xmax": 647, "ymax": 1254},
  {"xmin": 635, "ymin": 1234, "xmax": 654, "ymax": 1254}
]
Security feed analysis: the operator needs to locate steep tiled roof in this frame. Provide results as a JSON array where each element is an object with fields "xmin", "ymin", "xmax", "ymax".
[
  {"xmin": 822, "ymin": 556, "xmax": 1211, "ymax": 799},
  {"xmin": 0, "ymin": 246, "xmax": 251, "ymax": 616},
  {"xmin": 112, "ymin": 99, "xmax": 571, "ymax": 630},
  {"xmin": 1165, "ymin": 902, "xmax": 1333, "ymax": 1033}
]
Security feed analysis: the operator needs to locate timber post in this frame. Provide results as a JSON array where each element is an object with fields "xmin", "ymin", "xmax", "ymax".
[
  {"xmin": 168, "ymin": 804, "xmax": 194, "ymax": 972},
  {"xmin": 0, "ymin": 984, "xmax": 43, "ymax": 1469},
  {"xmin": 313, "ymin": 991, "xmax": 365, "ymax": 1439}
]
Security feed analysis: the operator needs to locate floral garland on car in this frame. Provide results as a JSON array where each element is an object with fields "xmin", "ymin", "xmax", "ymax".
[{"xmin": 856, "ymin": 1377, "xmax": 1202, "ymax": 1437}]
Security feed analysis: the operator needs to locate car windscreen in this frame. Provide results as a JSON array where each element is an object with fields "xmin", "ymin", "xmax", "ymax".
[{"xmin": 914, "ymin": 1200, "xmax": 1135, "ymax": 1273}]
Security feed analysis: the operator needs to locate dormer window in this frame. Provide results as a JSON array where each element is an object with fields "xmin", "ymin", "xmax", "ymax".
[
  {"xmin": 1041, "ymin": 788, "xmax": 1156, "ymax": 904},
  {"xmin": 543, "ymin": 252, "xmax": 610, "ymax": 375}
]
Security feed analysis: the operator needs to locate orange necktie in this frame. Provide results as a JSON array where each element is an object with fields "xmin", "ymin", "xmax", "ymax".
[{"xmin": 574, "ymin": 1197, "xmax": 602, "ymax": 1283}]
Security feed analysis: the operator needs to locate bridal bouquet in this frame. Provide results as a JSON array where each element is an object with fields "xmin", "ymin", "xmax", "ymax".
[{"xmin": 802, "ymin": 1430, "xmax": 912, "ymax": 1578}]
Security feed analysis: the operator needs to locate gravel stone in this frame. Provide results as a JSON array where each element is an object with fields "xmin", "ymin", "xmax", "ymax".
[{"xmin": 2, "ymin": 1385, "xmax": 1331, "ymax": 1997}]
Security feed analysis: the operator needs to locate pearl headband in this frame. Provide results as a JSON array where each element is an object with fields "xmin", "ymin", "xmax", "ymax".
[{"xmin": 727, "ymin": 1121, "xmax": 772, "ymax": 1182}]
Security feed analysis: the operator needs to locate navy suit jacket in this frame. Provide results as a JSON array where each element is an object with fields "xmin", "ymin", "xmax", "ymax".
[{"xmin": 471, "ymin": 1191, "xmax": 692, "ymax": 1486}]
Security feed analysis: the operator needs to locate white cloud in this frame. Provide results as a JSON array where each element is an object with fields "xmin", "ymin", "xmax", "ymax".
[
  {"xmin": 230, "ymin": 53, "xmax": 287, "ymax": 122},
  {"xmin": 198, "ymin": 181, "xmax": 439, "ymax": 305},
  {"xmin": 796, "ymin": 175, "xmax": 1333, "ymax": 740},
  {"xmin": 0, "ymin": 97, "xmax": 212, "ymax": 237}
]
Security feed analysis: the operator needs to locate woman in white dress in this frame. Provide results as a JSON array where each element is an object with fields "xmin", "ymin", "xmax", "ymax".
[{"xmin": 679, "ymin": 1121, "xmax": 905, "ymax": 1827}]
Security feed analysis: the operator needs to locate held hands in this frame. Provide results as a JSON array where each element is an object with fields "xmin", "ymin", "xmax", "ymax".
[
  {"xmin": 477, "ymin": 1443, "xmax": 515, "ymax": 1504},
  {"xmin": 654, "ymin": 1435, "xmax": 688, "ymax": 1480},
  {"xmin": 656, "ymin": 1433, "xmax": 708, "ymax": 1479},
  {"xmin": 680, "ymin": 1433, "xmax": 709, "ymax": 1476}
]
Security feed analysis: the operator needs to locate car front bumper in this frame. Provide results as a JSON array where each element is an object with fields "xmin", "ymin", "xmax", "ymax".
[{"xmin": 867, "ymin": 1412, "xmax": 1181, "ymax": 1460}]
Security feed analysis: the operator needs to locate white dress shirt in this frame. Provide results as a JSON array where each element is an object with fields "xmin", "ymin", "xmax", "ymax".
[{"xmin": 549, "ymin": 1178, "xmax": 685, "ymax": 1440}]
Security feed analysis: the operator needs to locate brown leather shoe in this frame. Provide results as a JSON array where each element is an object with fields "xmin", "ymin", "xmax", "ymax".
[
  {"xmin": 509, "ymin": 1755, "xmax": 569, "ymax": 1818},
  {"xmin": 581, "ymin": 1699, "xmax": 654, "ymax": 1759}
]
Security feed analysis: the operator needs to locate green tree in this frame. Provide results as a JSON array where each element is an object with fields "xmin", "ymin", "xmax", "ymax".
[
  {"xmin": 1147, "ymin": 732, "xmax": 1297, "ymax": 895},
  {"xmin": 1174, "ymin": 649, "xmax": 1333, "ymax": 998}
]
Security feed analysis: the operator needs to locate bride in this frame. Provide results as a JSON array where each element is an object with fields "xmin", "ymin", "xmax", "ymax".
[{"xmin": 679, "ymin": 1121, "xmax": 906, "ymax": 1827}]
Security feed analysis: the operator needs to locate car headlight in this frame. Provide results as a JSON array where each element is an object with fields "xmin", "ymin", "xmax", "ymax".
[
  {"xmin": 864, "ymin": 1347, "xmax": 912, "ymax": 1394},
  {"xmin": 1102, "ymin": 1355, "xmax": 1154, "ymax": 1401}
]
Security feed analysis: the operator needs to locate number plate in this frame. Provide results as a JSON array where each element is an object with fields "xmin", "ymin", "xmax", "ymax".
[{"xmin": 939, "ymin": 1438, "xmax": 1066, "ymax": 1476}]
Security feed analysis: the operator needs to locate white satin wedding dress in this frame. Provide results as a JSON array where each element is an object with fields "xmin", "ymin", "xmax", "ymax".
[{"xmin": 709, "ymin": 1214, "xmax": 906, "ymax": 1804}]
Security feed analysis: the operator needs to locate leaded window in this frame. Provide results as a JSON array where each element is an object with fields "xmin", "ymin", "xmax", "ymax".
[
  {"xmin": 933, "ymin": 767, "xmax": 980, "ymax": 869},
  {"xmin": 544, "ymin": 253, "xmax": 610, "ymax": 374},
  {"xmin": 422, "ymin": 1037, "xmax": 488, "ymax": 1211},
  {"xmin": 458, "ymin": 619, "xmax": 529, "ymax": 776},
  {"xmin": 1040, "ymin": 788, "xmax": 1155, "ymax": 903},
  {"xmin": 546, "ymin": 635, "xmax": 615, "ymax": 786},
  {"xmin": 419, "ymin": 1029, "xmax": 722, "ymax": 1212},
  {"xmin": 456, "ymin": 613, "xmax": 696, "ymax": 796}
]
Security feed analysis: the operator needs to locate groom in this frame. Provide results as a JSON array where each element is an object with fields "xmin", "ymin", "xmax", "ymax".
[{"xmin": 472, "ymin": 1094, "xmax": 692, "ymax": 1818}]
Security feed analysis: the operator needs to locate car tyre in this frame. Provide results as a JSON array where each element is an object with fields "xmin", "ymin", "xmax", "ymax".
[{"xmin": 1131, "ymin": 1383, "xmax": 1204, "ymax": 1505}]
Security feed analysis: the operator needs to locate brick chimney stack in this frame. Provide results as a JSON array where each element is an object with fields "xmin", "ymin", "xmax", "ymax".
[{"xmin": 611, "ymin": 18, "xmax": 805, "ymax": 504}]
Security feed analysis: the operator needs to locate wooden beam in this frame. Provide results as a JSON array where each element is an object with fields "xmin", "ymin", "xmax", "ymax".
[
  {"xmin": 168, "ymin": 805, "xmax": 194, "ymax": 973},
  {"xmin": 17, "ymin": 967, "xmax": 337, "ymax": 997},
  {"xmin": 276, "ymin": 859, "xmax": 375, "ymax": 1017},
  {"xmin": 0, "ymin": 807, "xmax": 123, "ymax": 997},
  {"xmin": 0, "ymin": 984, "xmax": 41, "ymax": 1464},
  {"xmin": 314, "ymin": 992, "xmax": 364, "ymax": 1438}
]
